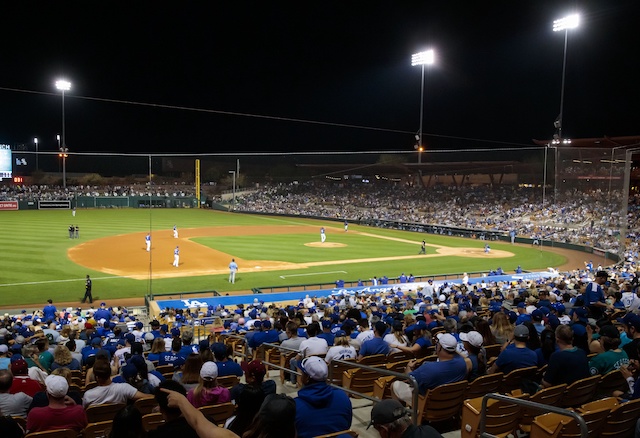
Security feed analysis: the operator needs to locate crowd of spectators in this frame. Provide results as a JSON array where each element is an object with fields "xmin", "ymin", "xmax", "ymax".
[
  {"xmin": 229, "ymin": 181, "xmax": 640, "ymax": 254},
  {"xmin": 0, "ymin": 183, "xmax": 195, "ymax": 202}
]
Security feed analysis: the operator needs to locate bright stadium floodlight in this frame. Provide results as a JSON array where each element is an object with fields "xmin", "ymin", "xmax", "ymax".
[
  {"xmin": 553, "ymin": 14, "xmax": 579, "ymax": 32},
  {"xmin": 411, "ymin": 49, "xmax": 436, "ymax": 171},
  {"xmin": 55, "ymin": 79, "xmax": 71, "ymax": 188},
  {"xmin": 552, "ymin": 13, "xmax": 579, "ymax": 141}
]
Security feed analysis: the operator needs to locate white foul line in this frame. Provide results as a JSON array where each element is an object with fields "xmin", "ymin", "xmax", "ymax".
[
  {"xmin": 0, "ymin": 276, "xmax": 128, "ymax": 288},
  {"xmin": 280, "ymin": 270, "xmax": 347, "ymax": 279}
]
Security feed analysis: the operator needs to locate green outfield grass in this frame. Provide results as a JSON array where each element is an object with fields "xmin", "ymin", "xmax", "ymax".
[{"xmin": 1, "ymin": 208, "xmax": 566, "ymax": 306}]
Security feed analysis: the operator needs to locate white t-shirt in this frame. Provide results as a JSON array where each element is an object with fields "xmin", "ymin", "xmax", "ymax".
[
  {"xmin": 298, "ymin": 336, "xmax": 328, "ymax": 358},
  {"xmin": 354, "ymin": 329, "xmax": 374, "ymax": 348},
  {"xmin": 83, "ymin": 382, "xmax": 138, "ymax": 408},
  {"xmin": 383, "ymin": 333, "xmax": 408, "ymax": 353},
  {"xmin": 324, "ymin": 345, "xmax": 357, "ymax": 363}
]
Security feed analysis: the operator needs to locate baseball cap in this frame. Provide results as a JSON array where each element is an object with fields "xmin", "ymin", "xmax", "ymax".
[
  {"xmin": 144, "ymin": 332, "xmax": 155, "ymax": 342},
  {"xmin": 135, "ymin": 322, "xmax": 143, "ymax": 329},
  {"xmin": 298, "ymin": 356, "xmax": 328, "ymax": 381},
  {"xmin": 125, "ymin": 333, "xmax": 135, "ymax": 344},
  {"xmin": 571, "ymin": 308, "xmax": 589, "ymax": 323},
  {"xmin": 91, "ymin": 337, "xmax": 102, "ymax": 346},
  {"xmin": 262, "ymin": 320, "xmax": 272, "ymax": 329},
  {"xmin": 622, "ymin": 313, "xmax": 640, "ymax": 330},
  {"xmin": 10, "ymin": 358, "xmax": 28, "ymax": 374},
  {"xmin": 599, "ymin": 325, "xmax": 620, "ymax": 339},
  {"xmin": 200, "ymin": 361, "xmax": 218, "ymax": 380},
  {"xmin": 321, "ymin": 320, "xmax": 332, "ymax": 329},
  {"xmin": 514, "ymin": 325, "xmax": 530, "ymax": 339},
  {"xmin": 334, "ymin": 330, "xmax": 347, "ymax": 337},
  {"xmin": 45, "ymin": 375, "xmax": 69, "ymax": 398},
  {"xmin": 368, "ymin": 399, "xmax": 408, "ymax": 429},
  {"xmin": 436, "ymin": 333, "xmax": 458, "ymax": 352},
  {"xmin": 459, "ymin": 331, "xmax": 484, "ymax": 348},
  {"xmin": 121, "ymin": 363, "xmax": 138, "ymax": 380},
  {"xmin": 210, "ymin": 342, "xmax": 227, "ymax": 359},
  {"xmin": 171, "ymin": 328, "xmax": 181, "ymax": 337},
  {"xmin": 245, "ymin": 360, "xmax": 267, "ymax": 380},
  {"xmin": 414, "ymin": 321, "xmax": 427, "ymax": 331},
  {"xmin": 0, "ymin": 344, "xmax": 8, "ymax": 353},
  {"xmin": 253, "ymin": 320, "xmax": 262, "ymax": 329},
  {"xmin": 531, "ymin": 309, "xmax": 544, "ymax": 321}
]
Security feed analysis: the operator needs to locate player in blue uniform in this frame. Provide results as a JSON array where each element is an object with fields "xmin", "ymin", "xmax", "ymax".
[
  {"xmin": 320, "ymin": 227, "xmax": 326, "ymax": 243},
  {"xmin": 173, "ymin": 224, "xmax": 178, "ymax": 238},
  {"xmin": 145, "ymin": 233, "xmax": 151, "ymax": 251}
]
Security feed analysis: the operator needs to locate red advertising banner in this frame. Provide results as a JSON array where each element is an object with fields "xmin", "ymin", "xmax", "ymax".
[{"xmin": 0, "ymin": 201, "xmax": 18, "ymax": 210}]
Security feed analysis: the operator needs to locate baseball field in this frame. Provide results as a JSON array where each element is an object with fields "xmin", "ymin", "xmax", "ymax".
[{"xmin": 1, "ymin": 208, "xmax": 577, "ymax": 307}]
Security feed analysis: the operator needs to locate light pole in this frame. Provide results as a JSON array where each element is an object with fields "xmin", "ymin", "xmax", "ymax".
[
  {"xmin": 33, "ymin": 137, "xmax": 38, "ymax": 172},
  {"xmin": 55, "ymin": 79, "xmax": 71, "ymax": 188},
  {"xmin": 228, "ymin": 170, "xmax": 236, "ymax": 210},
  {"xmin": 411, "ymin": 49, "xmax": 435, "ymax": 166},
  {"xmin": 553, "ymin": 13, "xmax": 579, "ymax": 140}
]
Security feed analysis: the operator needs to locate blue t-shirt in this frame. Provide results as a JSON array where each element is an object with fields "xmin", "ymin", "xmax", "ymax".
[
  {"xmin": 359, "ymin": 337, "xmax": 390, "ymax": 357},
  {"xmin": 215, "ymin": 359, "xmax": 243, "ymax": 377},
  {"xmin": 495, "ymin": 344, "xmax": 538, "ymax": 374},
  {"xmin": 410, "ymin": 354, "xmax": 468, "ymax": 395}
]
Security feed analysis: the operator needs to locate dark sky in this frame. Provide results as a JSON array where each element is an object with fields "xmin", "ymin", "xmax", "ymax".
[{"xmin": 1, "ymin": 1, "xmax": 638, "ymax": 155}]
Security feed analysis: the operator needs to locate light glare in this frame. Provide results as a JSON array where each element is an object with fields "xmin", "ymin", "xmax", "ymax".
[
  {"xmin": 55, "ymin": 80, "xmax": 71, "ymax": 91},
  {"xmin": 553, "ymin": 14, "xmax": 580, "ymax": 32},
  {"xmin": 411, "ymin": 49, "xmax": 435, "ymax": 66}
]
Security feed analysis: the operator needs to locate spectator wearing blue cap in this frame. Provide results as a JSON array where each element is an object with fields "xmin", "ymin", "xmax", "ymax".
[
  {"xmin": 358, "ymin": 322, "xmax": 390, "ymax": 360},
  {"xmin": 248, "ymin": 320, "xmax": 280, "ymax": 351},
  {"xmin": 211, "ymin": 342, "xmax": 242, "ymax": 377},
  {"xmin": 488, "ymin": 325, "xmax": 538, "ymax": 375},
  {"xmin": 531, "ymin": 309, "xmax": 545, "ymax": 335},
  {"xmin": 317, "ymin": 320, "xmax": 335, "ymax": 346},
  {"xmin": 391, "ymin": 321, "xmax": 432, "ymax": 356},
  {"xmin": 569, "ymin": 308, "xmax": 590, "ymax": 353}
]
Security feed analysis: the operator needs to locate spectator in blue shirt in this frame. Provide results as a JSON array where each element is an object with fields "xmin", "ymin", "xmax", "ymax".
[{"xmin": 358, "ymin": 322, "xmax": 390, "ymax": 360}]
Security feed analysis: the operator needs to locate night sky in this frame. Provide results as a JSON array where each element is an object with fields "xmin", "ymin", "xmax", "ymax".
[{"xmin": 1, "ymin": 1, "xmax": 638, "ymax": 155}]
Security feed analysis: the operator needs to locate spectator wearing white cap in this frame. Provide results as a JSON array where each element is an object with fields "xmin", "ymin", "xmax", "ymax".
[
  {"xmin": 26, "ymin": 375, "xmax": 87, "ymax": 433},
  {"xmin": 294, "ymin": 356, "xmax": 352, "ymax": 438},
  {"xmin": 391, "ymin": 333, "xmax": 470, "ymax": 406},
  {"xmin": 459, "ymin": 330, "xmax": 487, "ymax": 381},
  {"xmin": 186, "ymin": 361, "xmax": 230, "ymax": 408}
]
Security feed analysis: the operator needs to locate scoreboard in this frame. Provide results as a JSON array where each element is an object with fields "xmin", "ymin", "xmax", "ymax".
[{"xmin": 0, "ymin": 145, "xmax": 11, "ymax": 179}]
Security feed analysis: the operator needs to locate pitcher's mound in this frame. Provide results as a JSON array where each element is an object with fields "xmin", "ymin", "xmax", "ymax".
[
  {"xmin": 436, "ymin": 247, "xmax": 514, "ymax": 258},
  {"xmin": 304, "ymin": 242, "xmax": 347, "ymax": 248}
]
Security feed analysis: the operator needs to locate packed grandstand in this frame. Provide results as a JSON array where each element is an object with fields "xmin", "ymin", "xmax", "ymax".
[{"xmin": 1, "ymin": 179, "xmax": 640, "ymax": 436}]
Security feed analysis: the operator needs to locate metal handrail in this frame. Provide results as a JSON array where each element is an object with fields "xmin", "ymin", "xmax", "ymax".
[{"xmin": 478, "ymin": 393, "xmax": 589, "ymax": 438}]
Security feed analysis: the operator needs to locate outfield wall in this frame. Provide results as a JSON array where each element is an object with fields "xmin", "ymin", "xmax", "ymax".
[{"xmin": 15, "ymin": 196, "xmax": 198, "ymax": 210}]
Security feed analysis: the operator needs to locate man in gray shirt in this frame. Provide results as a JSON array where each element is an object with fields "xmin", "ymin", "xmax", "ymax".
[{"xmin": 0, "ymin": 369, "xmax": 32, "ymax": 417}]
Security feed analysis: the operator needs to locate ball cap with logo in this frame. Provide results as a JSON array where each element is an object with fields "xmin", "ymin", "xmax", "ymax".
[{"xmin": 297, "ymin": 356, "xmax": 328, "ymax": 381}]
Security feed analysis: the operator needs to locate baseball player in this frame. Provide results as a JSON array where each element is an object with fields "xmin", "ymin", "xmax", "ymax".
[
  {"xmin": 72, "ymin": 207, "xmax": 76, "ymax": 217},
  {"xmin": 320, "ymin": 227, "xmax": 326, "ymax": 243},
  {"xmin": 344, "ymin": 220, "xmax": 348, "ymax": 232},
  {"xmin": 418, "ymin": 240, "xmax": 426, "ymax": 254},
  {"xmin": 173, "ymin": 246, "xmax": 180, "ymax": 267},
  {"xmin": 173, "ymin": 224, "xmax": 178, "ymax": 238},
  {"xmin": 229, "ymin": 258, "xmax": 238, "ymax": 284},
  {"xmin": 145, "ymin": 234, "xmax": 151, "ymax": 252},
  {"xmin": 484, "ymin": 243, "xmax": 491, "ymax": 254}
]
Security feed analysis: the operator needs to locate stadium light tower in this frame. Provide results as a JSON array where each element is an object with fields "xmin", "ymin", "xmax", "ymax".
[
  {"xmin": 553, "ymin": 13, "xmax": 579, "ymax": 140},
  {"xmin": 55, "ymin": 79, "xmax": 71, "ymax": 188},
  {"xmin": 33, "ymin": 137, "xmax": 38, "ymax": 171},
  {"xmin": 228, "ymin": 170, "xmax": 236, "ymax": 210},
  {"xmin": 411, "ymin": 49, "xmax": 435, "ymax": 165}
]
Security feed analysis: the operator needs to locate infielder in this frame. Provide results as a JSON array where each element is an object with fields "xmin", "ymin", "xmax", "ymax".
[
  {"xmin": 229, "ymin": 258, "xmax": 238, "ymax": 284},
  {"xmin": 173, "ymin": 225, "xmax": 178, "ymax": 238},
  {"xmin": 145, "ymin": 234, "xmax": 151, "ymax": 252},
  {"xmin": 173, "ymin": 246, "xmax": 180, "ymax": 267},
  {"xmin": 344, "ymin": 220, "xmax": 348, "ymax": 232},
  {"xmin": 320, "ymin": 227, "xmax": 326, "ymax": 243}
]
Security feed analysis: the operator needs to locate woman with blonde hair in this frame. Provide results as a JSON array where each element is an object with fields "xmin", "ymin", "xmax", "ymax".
[
  {"xmin": 324, "ymin": 330, "xmax": 356, "ymax": 363},
  {"xmin": 186, "ymin": 361, "xmax": 231, "ymax": 408},
  {"xmin": 490, "ymin": 312, "xmax": 514, "ymax": 346},
  {"xmin": 147, "ymin": 337, "xmax": 166, "ymax": 362},
  {"xmin": 51, "ymin": 344, "xmax": 81, "ymax": 371}
]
